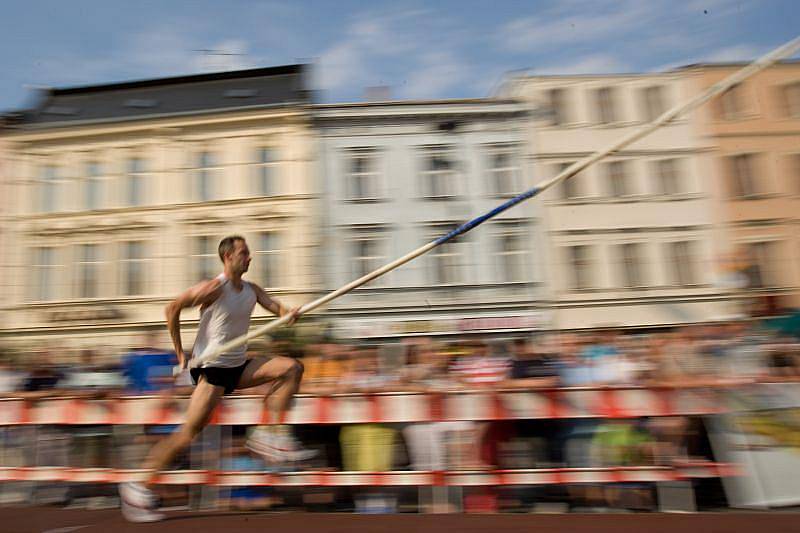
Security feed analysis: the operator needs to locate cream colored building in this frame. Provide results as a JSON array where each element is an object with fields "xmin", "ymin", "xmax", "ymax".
[
  {"xmin": 500, "ymin": 72, "xmax": 736, "ymax": 329},
  {"xmin": 0, "ymin": 65, "xmax": 320, "ymax": 358},
  {"xmin": 681, "ymin": 61, "xmax": 800, "ymax": 312}
]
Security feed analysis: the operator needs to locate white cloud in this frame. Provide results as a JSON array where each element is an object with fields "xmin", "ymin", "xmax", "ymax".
[
  {"xmin": 536, "ymin": 53, "xmax": 631, "ymax": 75},
  {"xmin": 317, "ymin": 41, "xmax": 365, "ymax": 92},
  {"xmin": 500, "ymin": 2, "xmax": 652, "ymax": 53},
  {"xmin": 193, "ymin": 39, "xmax": 259, "ymax": 73},
  {"xmin": 704, "ymin": 44, "xmax": 765, "ymax": 63},
  {"xmin": 404, "ymin": 51, "xmax": 471, "ymax": 99},
  {"xmin": 653, "ymin": 42, "xmax": 773, "ymax": 72},
  {"xmin": 497, "ymin": 0, "xmax": 759, "ymax": 66},
  {"xmin": 21, "ymin": 10, "xmax": 283, "ymax": 91},
  {"xmin": 314, "ymin": 9, "xmax": 476, "ymax": 99}
]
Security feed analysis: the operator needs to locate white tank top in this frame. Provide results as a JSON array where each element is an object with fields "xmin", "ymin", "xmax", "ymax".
[{"xmin": 191, "ymin": 273, "xmax": 257, "ymax": 369}]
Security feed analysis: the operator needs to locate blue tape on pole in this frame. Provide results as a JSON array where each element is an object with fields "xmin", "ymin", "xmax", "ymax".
[{"xmin": 433, "ymin": 186, "xmax": 540, "ymax": 245}]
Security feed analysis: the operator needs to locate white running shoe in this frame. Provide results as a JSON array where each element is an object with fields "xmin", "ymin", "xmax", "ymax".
[
  {"xmin": 246, "ymin": 427, "xmax": 318, "ymax": 462},
  {"xmin": 119, "ymin": 482, "xmax": 165, "ymax": 523}
]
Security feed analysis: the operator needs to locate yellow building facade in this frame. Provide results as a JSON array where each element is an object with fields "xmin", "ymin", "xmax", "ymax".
[{"xmin": 0, "ymin": 66, "xmax": 320, "ymax": 359}]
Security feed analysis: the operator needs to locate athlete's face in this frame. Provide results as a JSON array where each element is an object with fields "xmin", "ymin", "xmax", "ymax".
[{"xmin": 227, "ymin": 240, "xmax": 251, "ymax": 274}]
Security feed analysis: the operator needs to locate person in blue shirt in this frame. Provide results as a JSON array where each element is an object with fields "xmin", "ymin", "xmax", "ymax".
[
  {"xmin": 122, "ymin": 332, "xmax": 177, "ymax": 394},
  {"xmin": 579, "ymin": 329, "xmax": 620, "ymax": 361}
]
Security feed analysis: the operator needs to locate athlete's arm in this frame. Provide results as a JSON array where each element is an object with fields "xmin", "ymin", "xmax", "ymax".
[
  {"xmin": 249, "ymin": 281, "xmax": 300, "ymax": 326},
  {"xmin": 165, "ymin": 278, "xmax": 223, "ymax": 368}
]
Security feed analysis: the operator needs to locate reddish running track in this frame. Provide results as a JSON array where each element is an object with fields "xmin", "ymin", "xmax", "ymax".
[{"xmin": 1, "ymin": 508, "xmax": 799, "ymax": 533}]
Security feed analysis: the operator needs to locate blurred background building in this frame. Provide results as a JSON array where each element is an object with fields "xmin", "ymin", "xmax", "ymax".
[
  {"xmin": 0, "ymin": 65, "xmax": 320, "ymax": 356},
  {"xmin": 499, "ymin": 71, "xmax": 736, "ymax": 329},
  {"xmin": 681, "ymin": 61, "xmax": 800, "ymax": 315},
  {"xmin": 314, "ymin": 99, "xmax": 547, "ymax": 341},
  {"xmin": 1, "ymin": 61, "xmax": 799, "ymax": 357}
]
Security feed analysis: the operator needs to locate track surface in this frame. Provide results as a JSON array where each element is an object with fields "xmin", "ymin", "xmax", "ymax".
[{"xmin": 2, "ymin": 508, "xmax": 799, "ymax": 533}]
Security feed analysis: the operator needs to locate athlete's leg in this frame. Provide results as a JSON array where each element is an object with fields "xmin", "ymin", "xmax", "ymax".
[
  {"xmin": 141, "ymin": 377, "xmax": 225, "ymax": 486},
  {"xmin": 236, "ymin": 356, "xmax": 304, "ymax": 425},
  {"xmin": 236, "ymin": 356, "xmax": 314, "ymax": 461}
]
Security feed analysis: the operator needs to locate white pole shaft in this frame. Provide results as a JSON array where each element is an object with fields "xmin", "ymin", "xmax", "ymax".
[{"xmin": 196, "ymin": 35, "xmax": 800, "ymax": 363}]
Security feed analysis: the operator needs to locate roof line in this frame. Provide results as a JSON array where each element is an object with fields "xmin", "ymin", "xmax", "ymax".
[
  {"xmin": 313, "ymin": 97, "xmax": 522, "ymax": 108},
  {"xmin": 5, "ymin": 101, "xmax": 309, "ymax": 132},
  {"xmin": 51, "ymin": 64, "xmax": 307, "ymax": 96}
]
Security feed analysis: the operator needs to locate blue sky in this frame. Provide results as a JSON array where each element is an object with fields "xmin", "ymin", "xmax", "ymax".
[{"xmin": 2, "ymin": 0, "xmax": 799, "ymax": 110}]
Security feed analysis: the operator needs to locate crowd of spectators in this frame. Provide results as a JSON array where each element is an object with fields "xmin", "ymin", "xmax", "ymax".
[{"xmin": 0, "ymin": 319, "xmax": 798, "ymax": 512}]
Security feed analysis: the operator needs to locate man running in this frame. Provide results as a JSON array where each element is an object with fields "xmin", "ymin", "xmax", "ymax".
[{"xmin": 120, "ymin": 235, "xmax": 311, "ymax": 522}]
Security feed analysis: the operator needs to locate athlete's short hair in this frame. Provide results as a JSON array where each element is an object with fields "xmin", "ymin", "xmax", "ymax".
[{"xmin": 218, "ymin": 235, "xmax": 245, "ymax": 262}]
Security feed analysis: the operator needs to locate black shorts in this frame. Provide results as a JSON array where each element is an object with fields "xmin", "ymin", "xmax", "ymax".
[{"xmin": 190, "ymin": 362, "xmax": 249, "ymax": 394}]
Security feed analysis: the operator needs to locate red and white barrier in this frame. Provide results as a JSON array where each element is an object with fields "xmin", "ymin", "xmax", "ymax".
[
  {"xmin": 0, "ymin": 463, "xmax": 738, "ymax": 486},
  {"xmin": 0, "ymin": 387, "xmax": 731, "ymax": 426}
]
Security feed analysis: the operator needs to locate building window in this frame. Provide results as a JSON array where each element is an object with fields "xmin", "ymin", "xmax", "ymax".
[
  {"xmin": 547, "ymin": 87, "xmax": 568, "ymax": 125},
  {"xmin": 487, "ymin": 146, "xmax": 520, "ymax": 197},
  {"xmin": 784, "ymin": 82, "xmax": 800, "ymax": 118},
  {"xmin": 606, "ymin": 161, "xmax": 631, "ymax": 197},
  {"xmin": 556, "ymin": 162, "xmax": 584, "ymax": 200},
  {"xmin": 641, "ymin": 86, "xmax": 666, "ymax": 122},
  {"xmin": 421, "ymin": 146, "xmax": 457, "ymax": 199},
  {"xmin": 495, "ymin": 227, "xmax": 527, "ymax": 283},
  {"xmin": 254, "ymin": 147, "xmax": 277, "ymax": 196},
  {"xmin": 566, "ymin": 245, "xmax": 592, "ymax": 290},
  {"xmin": 84, "ymin": 162, "xmax": 103, "ymax": 210},
  {"xmin": 38, "ymin": 164, "xmax": 59, "ymax": 213},
  {"xmin": 350, "ymin": 230, "xmax": 386, "ymax": 286},
  {"xmin": 655, "ymin": 159, "xmax": 682, "ymax": 196},
  {"xmin": 195, "ymin": 151, "xmax": 217, "ymax": 202},
  {"xmin": 31, "ymin": 247, "xmax": 56, "ymax": 301},
  {"xmin": 747, "ymin": 241, "xmax": 779, "ymax": 288},
  {"xmin": 193, "ymin": 236, "xmax": 218, "ymax": 282},
  {"xmin": 667, "ymin": 241, "xmax": 696, "ymax": 286},
  {"xmin": 719, "ymin": 84, "xmax": 744, "ymax": 120},
  {"xmin": 345, "ymin": 148, "xmax": 381, "ymax": 201},
  {"xmin": 256, "ymin": 232, "xmax": 282, "ymax": 288},
  {"xmin": 428, "ymin": 224, "xmax": 464, "ymax": 285},
  {"xmin": 619, "ymin": 243, "xmax": 645, "ymax": 288},
  {"xmin": 728, "ymin": 154, "xmax": 758, "ymax": 198},
  {"xmin": 595, "ymin": 87, "xmax": 617, "ymax": 124},
  {"xmin": 125, "ymin": 157, "xmax": 146, "ymax": 207},
  {"xmin": 77, "ymin": 244, "xmax": 101, "ymax": 298},
  {"xmin": 121, "ymin": 241, "xmax": 145, "ymax": 296}
]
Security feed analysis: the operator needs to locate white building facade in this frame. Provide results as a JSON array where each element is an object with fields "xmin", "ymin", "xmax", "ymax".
[{"xmin": 314, "ymin": 100, "xmax": 548, "ymax": 340}]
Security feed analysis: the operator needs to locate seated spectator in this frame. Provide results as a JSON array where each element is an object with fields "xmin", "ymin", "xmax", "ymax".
[
  {"xmin": 400, "ymin": 338, "xmax": 473, "ymax": 475},
  {"xmin": 340, "ymin": 346, "xmax": 397, "ymax": 393},
  {"xmin": 0, "ymin": 353, "xmax": 28, "ymax": 395},
  {"xmin": 61, "ymin": 349, "xmax": 125, "ymax": 393},
  {"xmin": 398, "ymin": 337, "xmax": 452, "ymax": 391},
  {"xmin": 765, "ymin": 337, "xmax": 800, "ymax": 378},
  {"xmin": 558, "ymin": 334, "xmax": 595, "ymax": 387},
  {"xmin": 338, "ymin": 346, "xmax": 401, "ymax": 513},
  {"xmin": 580, "ymin": 329, "xmax": 620, "ymax": 361},
  {"xmin": 23, "ymin": 348, "xmax": 64, "ymax": 395},
  {"xmin": 449, "ymin": 339, "xmax": 510, "ymax": 389},
  {"xmin": 589, "ymin": 419, "xmax": 656, "ymax": 510},
  {"xmin": 302, "ymin": 339, "xmax": 347, "ymax": 394},
  {"xmin": 506, "ymin": 336, "xmax": 560, "ymax": 388},
  {"xmin": 448, "ymin": 340, "xmax": 512, "ymax": 469}
]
